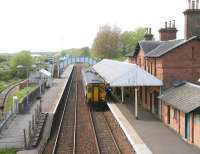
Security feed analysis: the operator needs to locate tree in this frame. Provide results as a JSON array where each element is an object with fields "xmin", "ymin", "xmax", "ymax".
[
  {"xmin": 91, "ymin": 25, "xmax": 122, "ymax": 59},
  {"xmin": 120, "ymin": 27, "xmax": 146, "ymax": 56},
  {"xmin": 10, "ymin": 50, "xmax": 34, "ymax": 78},
  {"xmin": 80, "ymin": 47, "xmax": 90, "ymax": 57},
  {"xmin": 0, "ymin": 54, "xmax": 7, "ymax": 63}
]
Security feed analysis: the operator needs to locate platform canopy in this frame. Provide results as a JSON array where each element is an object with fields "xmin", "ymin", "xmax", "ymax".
[
  {"xmin": 93, "ymin": 59, "xmax": 163, "ymax": 87},
  {"xmin": 40, "ymin": 69, "xmax": 51, "ymax": 77}
]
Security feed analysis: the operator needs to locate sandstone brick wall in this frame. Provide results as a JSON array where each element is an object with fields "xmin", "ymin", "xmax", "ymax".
[
  {"xmin": 161, "ymin": 102, "xmax": 168, "ymax": 124},
  {"xmin": 190, "ymin": 112, "xmax": 194, "ymax": 143},
  {"xmin": 170, "ymin": 106, "xmax": 179, "ymax": 133},
  {"xmin": 194, "ymin": 113, "xmax": 200, "ymax": 148},
  {"xmin": 128, "ymin": 57, "xmax": 136, "ymax": 64},
  {"xmin": 180, "ymin": 111, "xmax": 185, "ymax": 137},
  {"xmin": 161, "ymin": 40, "xmax": 200, "ymax": 87},
  {"xmin": 136, "ymin": 49, "xmax": 145, "ymax": 70},
  {"xmin": 161, "ymin": 103, "xmax": 168, "ymax": 124},
  {"xmin": 159, "ymin": 30, "xmax": 177, "ymax": 41}
]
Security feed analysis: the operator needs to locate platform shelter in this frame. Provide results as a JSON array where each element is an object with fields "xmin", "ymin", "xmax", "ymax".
[{"xmin": 93, "ymin": 59, "xmax": 163, "ymax": 119}]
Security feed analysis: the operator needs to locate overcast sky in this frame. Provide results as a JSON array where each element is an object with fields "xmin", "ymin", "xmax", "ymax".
[{"xmin": 0, "ymin": 0, "xmax": 189, "ymax": 53}]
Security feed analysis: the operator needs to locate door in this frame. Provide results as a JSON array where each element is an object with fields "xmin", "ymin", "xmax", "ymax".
[
  {"xmin": 185, "ymin": 113, "xmax": 190, "ymax": 140},
  {"xmin": 150, "ymin": 93, "xmax": 153, "ymax": 112},
  {"xmin": 154, "ymin": 91, "xmax": 159, "ymax": 115},
  {"xmin": 167, "ymin": 105, "xmax": 170, "ymax": 124},
  {"xmin": 93, "ymin": 87, "xmax": 99, "ymax": 102}
]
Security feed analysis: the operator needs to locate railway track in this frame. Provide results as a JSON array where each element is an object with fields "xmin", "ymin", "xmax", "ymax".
[
  {"xmin": 52, "ymin": 68, "xmax": 78, "ymax": 154},
  {"xmin": 44, "ymin": 65, "xmax": 133, "ymax": 154},
  {"xmin": 89, "ymin": 109, "xmax": 121, "ymax": 154}
]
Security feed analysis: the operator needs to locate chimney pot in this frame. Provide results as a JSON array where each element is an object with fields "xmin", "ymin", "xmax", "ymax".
[
  {"xmin": 192, "ymin": 0, "xmax": 196, "ymax": 9},
  {"xmin": 189, "ymin": 0, "xmax": 191, "ymax": 9},
  {"xmin": 165, "ymin": 22, "xmax": 167, "ymax": 29},
  {"xmin": 169, "ymin": 21, "xmax": 172, "ymax": 28},
  {"xmin": 144, "ymin": 27, "xmax": 153, "ymax": 40},
  {"xmin": 197, "ymin": 0, "xmax": 199, "ymax": 9},
  {"xmin": 184, "ymin": 0, "xmax": 200, "ymax": 39},
  {"xmin": 173, "ymin": 20, "xmax": 176, "ymax": 28},
  {"xmin": 149, "ymin": 28, "xmax": 152, "ymax": 34}
]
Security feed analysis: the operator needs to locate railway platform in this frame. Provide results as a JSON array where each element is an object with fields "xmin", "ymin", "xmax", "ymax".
[
  {"xmin": 0, "ymin": 65, "xmax": 73, "ymax": 151},
  {"xmin": 108, "ymin": 101, "xmax": 200, "ymax": 154}
]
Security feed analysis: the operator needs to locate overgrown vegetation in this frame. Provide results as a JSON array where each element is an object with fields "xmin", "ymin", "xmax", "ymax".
[
  {"xmin": 0, "ymin": 51, "xmax": 48, "ymax": 92},
  {"xmin": 4, "ymin": 85, "xmax": 38, "ymax": 112},
  {"xmin": 10, "ymin": 50, "xmax": 34, "ymax": 78},
  {"xmin": 0, "ymin": 148, "xmax": 17, "ymax": 154},
  {"xmin": 60, "ymin": 47, "xmax": 90, "ymax": 57},
  {"xmin": 58, "ymin": 26, "xmax": 146, "ymax": 61},
  {"xmin": 91, "ymin": 25, "xmax": 146, "ymax": 59}
]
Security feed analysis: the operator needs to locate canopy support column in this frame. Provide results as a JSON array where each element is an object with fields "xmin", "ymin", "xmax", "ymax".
[
  {"xmin": 135, "ymin": 87, "xmax": 138, "ymax": 119},
  {"xmin": 121, "ymin": 87, "xmax": 124, "ymax": 103}
]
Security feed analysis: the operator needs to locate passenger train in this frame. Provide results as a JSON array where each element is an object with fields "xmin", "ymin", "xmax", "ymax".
[{"xmin": 81, "ymin": 67, "xmax": 107, "ymax": 109}]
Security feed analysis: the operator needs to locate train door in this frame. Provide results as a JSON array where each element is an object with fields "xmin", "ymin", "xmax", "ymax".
[
  {"xmin": 185, "ymin": 113, "xmax": 190, "ymax": 140},
  {"xmin": 93, "ymin": 86, "xmax": 99, "ymax": 102}
]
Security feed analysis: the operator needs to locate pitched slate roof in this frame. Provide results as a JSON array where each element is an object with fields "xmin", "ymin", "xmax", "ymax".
[
  {"xmin": 129, "ymin": 36, "xmax": 199, "ymax": 58},
  {"xmin": 159, "ymin": 82, "xmax": 200, "ymax": 113},
  {"xmin": 145, "ymin": 39, "xmax": 184, "ymax": 57},
  {"xmin": 139, "ymin": 41, "xmax": 162, "ymax": 54}
]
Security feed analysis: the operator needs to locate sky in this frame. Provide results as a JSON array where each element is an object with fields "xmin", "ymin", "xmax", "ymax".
[{"xmin": 0, "ymin": 0, "xmax": 189, "ymax": 53}]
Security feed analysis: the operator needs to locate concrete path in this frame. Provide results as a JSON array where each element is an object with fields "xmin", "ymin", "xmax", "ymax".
[
  {"xmin": 109, "ymin": 101, "xmax": 200, "ymax": 154},
  {"xmin": 0, "ymin": 65, "xmax": 73, "ymax": 149}
]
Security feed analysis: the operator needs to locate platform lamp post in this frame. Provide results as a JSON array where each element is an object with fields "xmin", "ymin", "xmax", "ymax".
[{"xmin": 36, "ymin": 61, "xmax": 43, "ymax": 99}]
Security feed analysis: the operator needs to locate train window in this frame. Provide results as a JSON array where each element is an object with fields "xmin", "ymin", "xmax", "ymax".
[
  {"xmin": 87, "ymin": 86, "xmax": 92, "ymax": 92},
  {"xmin": 99, "ymin": 84, "xmax": 105, "ymax": 92}
]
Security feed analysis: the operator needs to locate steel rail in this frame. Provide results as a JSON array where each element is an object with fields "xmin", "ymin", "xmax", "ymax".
[
  {"xmin": 103, "ymin": 112, "xmax": 121, "ymax": 154},
  {"xmin": 88, "ymin": 108, "xmax": 101, "ymax": 154},
  {"xmin": 52, "ymin": 70, "xmax": 74, "ymax": 154},
  {"xmin": 72, "ymin": 69, "xmax": 78, "ymax": 154}
]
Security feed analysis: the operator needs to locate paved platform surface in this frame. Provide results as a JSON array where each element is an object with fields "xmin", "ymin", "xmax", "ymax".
[
  {"xmin": 0, "ymin": 65, "xmax": 73, "ymax": 149},
  {"xmin": 108, "ymin": 101, "xmax": 200, "ymax": 154}
]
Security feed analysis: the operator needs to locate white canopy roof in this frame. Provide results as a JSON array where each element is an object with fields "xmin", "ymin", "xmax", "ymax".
[
  {"xmin": 93, "ymin": 59, "xmax": 163, "ymax": 87},
  {"xmin": 40, "ymin": 69, "xmax": 51, "ymax": 77}
]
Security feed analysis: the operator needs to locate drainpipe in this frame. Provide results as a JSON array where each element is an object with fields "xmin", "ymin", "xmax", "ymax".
[
  {"xmin": 135, "ymin": 87, "xmax": 138, "ymax": 119},
  {"xmin": 121, "ymin": 87, "xmax": 124, "ymax": 103}
]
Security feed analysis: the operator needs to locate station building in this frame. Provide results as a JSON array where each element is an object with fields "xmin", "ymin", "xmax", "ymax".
[
  {"xmin": 127, "ymin": 0, "xmax": 200, "ymax": 148},
  {"xmin": 159, "ymin": 82, "xmax": 200, "ymax": 147}
]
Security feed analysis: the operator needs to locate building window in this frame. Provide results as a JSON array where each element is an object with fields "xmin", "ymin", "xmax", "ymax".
[
  {"xmin": 145, "ymin": 87, "xmax": 147, "ymax": 104},
  {"xmin": 139, "ymin": 58, "xmax": 142, "ymax": 67},
  {"xmin": 195, "ymin": 114, "xmax": 200, "ymax": 125},
  {"xmin": 192, "ymin": 47, "xmax": 195, "ymax": 60},
  {"xmin": 173, "ymin": 109, "xmax": 178, "ymax": 121},
  {"xmin": 150, "ymin": 62, "xmax": 153, "ymax": 74}
]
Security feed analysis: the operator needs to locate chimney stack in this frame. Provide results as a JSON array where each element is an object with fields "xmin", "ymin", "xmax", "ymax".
[
  {"xmin": 192, "ymin": 0, "xmax": 196, "ymax": 9},
  {"xmin": 184, "ymin": 0, "xmax": 200, "ymax": 39},
  {"xmin": 172, "ymin": 20, "xmax": 176, "ymax": 28},
  {"xmin": 169, "ymin": 21, "xmax": 172, "ymax": 28},
  {"xmin": 189, "ymin": 0, "xmax": 191, "ymax": 9},
  {"xmin": 159, "ymin": 21, "xmax": 178, "ymax": 41},
  {"xmin": 197, "ymin": 0, "xmax": 199, "ymax": 9},
  {"xmin": 165, "ymin": 22, "xmax": 168, "ymax": 28},
  {"xmin": 144, "ymin": 28, "xmax": 154, "ymax": 40}
]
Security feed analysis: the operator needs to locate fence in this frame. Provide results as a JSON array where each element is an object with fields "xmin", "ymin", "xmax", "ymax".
[{"xmin": 0, "ymin": 81, "xmax": 45, "ymax": 130}]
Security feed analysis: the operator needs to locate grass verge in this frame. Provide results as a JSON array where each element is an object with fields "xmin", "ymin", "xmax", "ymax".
[
  {"xmin": 4, "ymin": 85, "xmax": 38, "ymax": 112},
  {"xmin": 0, "ymin": 148, "xmax": 17, "ymax": 154}
]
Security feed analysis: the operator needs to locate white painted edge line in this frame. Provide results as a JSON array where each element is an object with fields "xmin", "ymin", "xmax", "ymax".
[
  {"xmin": 52, "ymin": 64, "xmax": 74, "ymax": 114},
  {"xmin": 107, "ymin": 103, "xmax": 152, "ymax": 154}
]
